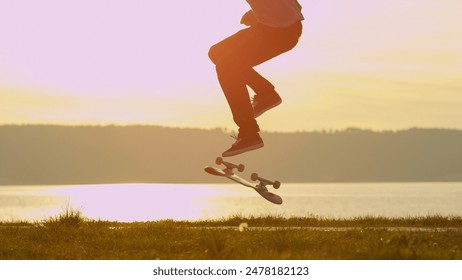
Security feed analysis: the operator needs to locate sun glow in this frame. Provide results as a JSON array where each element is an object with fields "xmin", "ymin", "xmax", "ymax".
[{"xmin": 1, "ymin": 0, "xmax": 461, "ymax": 131}]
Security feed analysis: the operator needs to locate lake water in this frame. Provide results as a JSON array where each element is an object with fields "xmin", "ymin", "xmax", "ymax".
[{"xmin": 1, "ymin": 183, "xmax": 462, "ymax": 222}]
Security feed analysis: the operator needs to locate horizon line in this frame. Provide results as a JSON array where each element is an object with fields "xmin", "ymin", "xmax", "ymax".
[{"xmin": 1, "ymin": 123, "xmax": 461, "ymax": 133}]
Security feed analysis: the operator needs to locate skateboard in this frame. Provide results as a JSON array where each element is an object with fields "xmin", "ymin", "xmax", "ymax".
[{"xmin": 204, "ymin": 157, "xmax": 283, "ymax": 205}]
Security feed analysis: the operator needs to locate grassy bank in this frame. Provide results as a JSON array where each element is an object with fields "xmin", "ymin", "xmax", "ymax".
[{"xmin": 1, "ymin": 211, "xmax": 462, "ymax": 260}]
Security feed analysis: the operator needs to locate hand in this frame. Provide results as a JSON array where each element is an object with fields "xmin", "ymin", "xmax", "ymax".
[{"xmin": 240, "ymin": 10, "xmax": 257, "ymax": 26}]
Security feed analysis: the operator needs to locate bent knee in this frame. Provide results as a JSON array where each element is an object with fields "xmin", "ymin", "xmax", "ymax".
[{"xmin": 208, "ymin": 45, "xmax": 219, "ymax": 64}]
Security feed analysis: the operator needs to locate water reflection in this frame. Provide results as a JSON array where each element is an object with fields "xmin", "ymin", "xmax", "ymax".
[{"xmin": 1, "ymin": 183, "xmax": 462, "ymax": 222}]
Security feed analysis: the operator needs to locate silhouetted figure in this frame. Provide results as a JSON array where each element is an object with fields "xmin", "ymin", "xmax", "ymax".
[{"xmin": 209, "ymin": 0, "xmax": 304, "ymax": 157}]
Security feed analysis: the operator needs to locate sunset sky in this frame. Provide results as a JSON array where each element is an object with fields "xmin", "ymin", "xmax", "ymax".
[{"xmin": 1, "ymin": 0, "xmax": 461, "ymax": 132}]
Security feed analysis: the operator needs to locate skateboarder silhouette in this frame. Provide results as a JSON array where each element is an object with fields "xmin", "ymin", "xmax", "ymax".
[{"xmin": 209, "ymin": 0, "xmax": 304, "ymax": 157}]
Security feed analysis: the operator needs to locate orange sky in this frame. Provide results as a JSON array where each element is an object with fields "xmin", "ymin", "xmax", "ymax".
[{"xmin": 1, "ymin": 0, "xmax": 461, "ymax": 131}]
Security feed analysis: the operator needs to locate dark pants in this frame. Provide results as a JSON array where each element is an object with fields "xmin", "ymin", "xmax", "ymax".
[{"xmin": 208, "ymin": 21, "xmax": 302, "ymax": 136}]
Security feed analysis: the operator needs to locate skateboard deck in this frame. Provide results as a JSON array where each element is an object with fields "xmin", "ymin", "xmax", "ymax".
[{"xmin": 204, "ymin": 158, "xmax": 283, "ymax": 205}]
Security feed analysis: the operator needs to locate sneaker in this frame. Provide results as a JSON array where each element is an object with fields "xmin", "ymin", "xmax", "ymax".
[
  {"xmin": 252, "ymin": 92, "xmax": 282, "ymax": 118},
  {"xmin": 222, "ymin": 133, "xmax": 264, "ymax": 157}
]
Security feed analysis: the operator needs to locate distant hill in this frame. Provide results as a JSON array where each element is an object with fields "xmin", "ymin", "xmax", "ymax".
[{"xmin": 1, "ymin": 125, "xmax": 462, "ymax": 185}]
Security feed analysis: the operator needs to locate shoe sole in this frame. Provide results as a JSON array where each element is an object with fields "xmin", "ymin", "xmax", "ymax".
[
  {"xmin": 254, "ymin": 99, "xmax": 282, "ymax": 118},
  {"xmin": 222, "ymin": 142, "xmax": 264, "ymax": 157}
]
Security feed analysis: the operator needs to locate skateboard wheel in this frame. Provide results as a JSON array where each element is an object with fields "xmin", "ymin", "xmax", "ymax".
[
  {"xmin": 273, "ymin": 181, "xmax": 281, "ymax": 189},
  {"xmin": 250, "ymin": 173, "xmax": 259, "ymax": 181},
  {"xmin": 237, "ymin": 164, "xmax": 245, "ymax": 172},
  {"xmin": 215, "ymin": 157, "xmax": 223, "ymax": 165}
]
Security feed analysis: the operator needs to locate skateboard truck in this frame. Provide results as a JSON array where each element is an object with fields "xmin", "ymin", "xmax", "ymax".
[
  {"xmin": 215, "ymin": 157, "xmax": 245, "ymax": 176},
  {"xmin": 251, "ymin": 173, "xmax": 281, "ymax": 190}
]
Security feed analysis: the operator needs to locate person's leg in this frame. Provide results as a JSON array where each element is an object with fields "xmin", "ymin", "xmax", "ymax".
[
  {"xmin": 210, "ymin": 21, "xmax": 302, "ymax": 96},
  {"xmin": 246, "ymin": 22, "xmax": 303, "ymax": 117},
  {"xmin": 209, "ymin": 29, "xmax": 276, "ymax": 98},
  {"xmin": 208, "ymin": 22, "xmax": 302, "ymax": 156},
  {"xmin": 209, "ymin": 33, "xmax": 277, "ymax": 104},
  {"xmin": 216, "ymin": 57, "xmax": 263, "ymax": 157},
  {"xmin": 213, "ymin": 48, "xmax": 260, "ymax": 136},
  {"xmin": 208, "ymin": 27, "xmax": 261, "ymax": 136}
]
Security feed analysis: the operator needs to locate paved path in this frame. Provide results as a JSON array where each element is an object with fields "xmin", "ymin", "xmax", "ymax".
[
  {"xmin": 2, "ymin": 225, "xmax": 461, "ymax": 232},
  {"xmin": 191, "ymin": 226, "xmax": 462, "ymax": 232}
]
